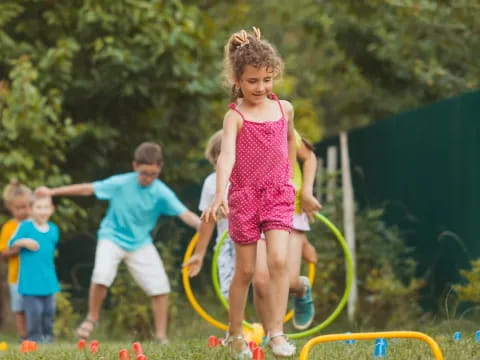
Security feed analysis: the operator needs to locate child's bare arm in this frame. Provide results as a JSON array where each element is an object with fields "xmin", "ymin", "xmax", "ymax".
[
  {"xmin": 297, "ymin": 140, "xmax": 322, "ymax": 218},
  {"xmin": 179, "ymin": 210, "xmax": 201, "ymax": 230},
  {"xmin": 182, "ymin": 220, "xmax": 216, "ymax": 277},
  {"xmin": 1, "ymin": 247, "xmax": 20, "ymax": 259},
  {"xmin": 36, "ymin": 183, "xmax": 94, "ymax": 197},
  {"xmin": 11, "ymin": 239, "xmax": 39, "ymax": 252}
]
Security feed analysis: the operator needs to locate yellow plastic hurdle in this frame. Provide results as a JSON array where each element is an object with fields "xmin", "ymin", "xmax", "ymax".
[{"xmin": 299, "ymin": 331, "xmax": 444, "ymax": 360}]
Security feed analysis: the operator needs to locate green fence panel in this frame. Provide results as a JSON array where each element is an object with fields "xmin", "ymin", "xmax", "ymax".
[{"xmin": 315, "ymin": 90, "xmax": 480, "ymax": 309}]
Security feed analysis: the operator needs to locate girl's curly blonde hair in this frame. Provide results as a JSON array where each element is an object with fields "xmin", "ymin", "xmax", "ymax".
[{"xmin": 223, "ymin": 27, "xmax": 284, "ymax": 102}]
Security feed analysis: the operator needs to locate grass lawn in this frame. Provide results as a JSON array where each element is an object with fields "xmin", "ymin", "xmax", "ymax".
[
  {"xmin": 1, "ymin": 329, "xmax": 480, "ymax": 359},
  {"xmin": 1, "ymin": 315, "xmax": 480, "ymax": 359}
]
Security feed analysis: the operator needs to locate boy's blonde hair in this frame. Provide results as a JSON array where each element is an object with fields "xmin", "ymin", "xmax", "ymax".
[
  {"xmin": 2, "ymin": 180, "xmax": 32, "ymax": 207},
  {"xmin": 205, "ymin": 130, "xmax": 223, "ymax": 166}
]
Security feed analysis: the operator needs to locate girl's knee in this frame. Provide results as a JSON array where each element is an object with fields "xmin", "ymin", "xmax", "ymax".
[
  {"xmin": 235, "ymin": 266, "xmax": 255, "ymax": 283},
  {"xmin": 268, "ymin": 255, "xmax": 288, "ymax": 273}
]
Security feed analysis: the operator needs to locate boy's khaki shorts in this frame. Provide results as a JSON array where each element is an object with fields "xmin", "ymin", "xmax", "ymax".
[{"xmin": 91, "ymin": 240, "xmax": 170, "ymax": 296}]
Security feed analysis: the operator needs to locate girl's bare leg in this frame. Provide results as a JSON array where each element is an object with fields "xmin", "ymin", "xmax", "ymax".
[
  {"xmin": 253, "ymin": 239, "xmax": 272, "ymax": 332},
  {"xmin": 228, "ymin": 242, "xmax": 257, "ymax": 336},
  {"xmin": 264, "ymin": 229, "xmax": 290, "ymax": 345}
]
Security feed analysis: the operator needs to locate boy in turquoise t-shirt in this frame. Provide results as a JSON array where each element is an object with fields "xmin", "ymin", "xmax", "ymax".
[
  {"xmin": 35, "ymin": 142, "xmax": 200, "ymax": 344},
  {"xmin": 9, "ymin": 195, "xmax": 59, "ymax": 343}
]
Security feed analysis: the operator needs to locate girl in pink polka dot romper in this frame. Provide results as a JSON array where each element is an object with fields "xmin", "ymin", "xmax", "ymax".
[{"xmin": 202, "ymin": 27, "xmax": 296, "ymax": 359}]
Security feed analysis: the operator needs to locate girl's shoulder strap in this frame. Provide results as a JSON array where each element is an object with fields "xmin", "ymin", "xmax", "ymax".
[
  {"xmin": 228, "ymin": 102, "xmax": 246, "ymax": 121},
  {"xmin": 270, "ymin": 93, "xmax": 286, "ymax": 120}
]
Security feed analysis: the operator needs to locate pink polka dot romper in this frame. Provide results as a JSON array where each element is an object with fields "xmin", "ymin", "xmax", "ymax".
[{"xmin": 228, "ymin": 94, "xmax": 295, "ymax": 245}]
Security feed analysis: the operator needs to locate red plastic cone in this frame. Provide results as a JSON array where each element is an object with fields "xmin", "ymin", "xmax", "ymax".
[
  {"xmin": 20, "ymin": 340, "xmax": 37, "ymax": 353},
  {"xmin": 132, "ymin": 342, "xmax": 143, "ymax": 355},
  {"xmin": 252, "ymin": 347, "xmax": 265, "ymax": 360},
  {"xmin": 89, "ymin": 340, "xmax": 99, "ymax": 353},
  {"xmin": 119, "ymin": 349, "xmax": 131, "ymax": 360},
  {"xmin": 29, "ymin": 342, "xmax": 37, "ymax": 352},
  {"xmin": 77, "ymin": 339, "xmax": 86, "ymax": 350},
  {"xmin": 19, "ymin": 341, "xmax": 29, "ymax": 353},
  {"xmin": 207, "ymin": 335, "xmax": 218, "ymax": 348}
]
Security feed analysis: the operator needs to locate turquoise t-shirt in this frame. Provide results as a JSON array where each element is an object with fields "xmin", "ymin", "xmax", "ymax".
[
  {"xmin": 9, "ymin": 220, "xmax": 60, "ymax": 296},
  {"xmin": 93, "ymin": 172, "xmax": 188, "ymax": 251}
]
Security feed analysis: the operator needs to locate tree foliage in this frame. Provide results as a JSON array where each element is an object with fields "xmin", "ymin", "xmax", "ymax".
[
  {"xmin": 195, "ymin": 0, "xmax": 480, "ymax": 133},
  {"xmin": 1, "ymin": 0, "xmax": 220, "ymax": 188},
  {"xmin": 453, "ymin": 258, "xmax": 480, "ymax": 304},
  {"xmin": 0, "ymin": 0, "xmax": 224, "ymax": 231}
]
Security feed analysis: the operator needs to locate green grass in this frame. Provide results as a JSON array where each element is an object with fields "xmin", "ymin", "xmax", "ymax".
[
  {"xmin": 0, "ymin": 332, "xmax": 479, "ymax": 359},
  {"xmin": 1, "ymin": 318, "xmax": 480, "ymax": 359}
]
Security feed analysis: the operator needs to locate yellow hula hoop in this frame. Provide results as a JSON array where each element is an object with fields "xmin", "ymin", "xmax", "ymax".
[{"xmin": 182, "ymin": 233, "xmax": 228, "ymax": 331}]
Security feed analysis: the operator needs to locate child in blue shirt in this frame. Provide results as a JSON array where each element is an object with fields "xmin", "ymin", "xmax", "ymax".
[
  {"xmin": 9, "ymin": 195, "xmax": 59, "ymax": 343},
  {"xmin": 35, "ymin": 142, "xmax": 200, "ymax": 344}
]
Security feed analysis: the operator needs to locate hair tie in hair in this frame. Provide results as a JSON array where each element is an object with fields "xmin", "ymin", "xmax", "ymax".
[
  {"xmin": 234, "ymin": 30, "xmax": 250, "ymax": 48},
  {"xmin": 228, "ymin": 103, "xmax": 236, "ymax": 110},
  {"xmin": 252, "ymin": 26, "xmax": 261, "ymax": 40}
]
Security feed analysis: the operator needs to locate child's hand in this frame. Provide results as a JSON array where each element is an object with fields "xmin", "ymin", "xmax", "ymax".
[
  {"xmin": 301, "ymin": 192, "xmax": 322, "ymax": 222},
  {"xmin": 201, "ymin": 198, "xmax": 228, "ymax": 223},
  {"xmin": 14, "ymin": 239, "xmax": 40, "ymax": 251},
  {"xmin": 182, "ymin": 254, "xmax": 204, "ymax": 277},
  {"xmin": 1, "ymin": 247, "xmax": 20, "ymax": 259},
  {"xmin": 35, "ymin": 186, "xmax": 52, "ymax": 197}
]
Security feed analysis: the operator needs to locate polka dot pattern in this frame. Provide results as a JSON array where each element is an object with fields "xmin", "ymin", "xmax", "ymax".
[{"xmin": 227, "ymin": 96, "xmax": 295, "ymax": 245}]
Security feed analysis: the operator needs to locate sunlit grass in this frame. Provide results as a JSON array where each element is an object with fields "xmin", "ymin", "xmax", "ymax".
[
  {"xmin": 2, "ymin": 318, "xmax": 480, "ymax": 359},
  {"xmin": 0, "ymin": 331, "xmax": 479, "ymax": 359}
]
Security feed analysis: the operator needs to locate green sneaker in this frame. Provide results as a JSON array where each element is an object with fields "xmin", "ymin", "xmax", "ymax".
[{"xmin": 293, "ymin": 276, "xmax": 315, "ymax": 330}]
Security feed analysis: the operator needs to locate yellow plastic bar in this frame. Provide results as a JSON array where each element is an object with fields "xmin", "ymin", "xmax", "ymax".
[{"xmin": 299, "ymin": 331, "xmax": 444, "ymax": 360}]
